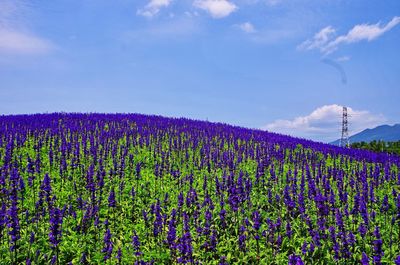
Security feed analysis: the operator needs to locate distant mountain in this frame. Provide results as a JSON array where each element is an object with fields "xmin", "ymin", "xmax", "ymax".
[{"xmin": 331, "ymin": 124, "xmax": 400, "ymax": 145}]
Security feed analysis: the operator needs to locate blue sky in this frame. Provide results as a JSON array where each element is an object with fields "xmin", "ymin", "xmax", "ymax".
[{"xmin": 0, "ymin": 0, "xmax": 399, "ymax": 142}]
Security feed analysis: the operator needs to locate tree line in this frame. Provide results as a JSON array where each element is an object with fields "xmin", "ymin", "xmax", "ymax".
[{"xmin": 351, "ymin": 140, "xmax": 400, "ymax": 155}]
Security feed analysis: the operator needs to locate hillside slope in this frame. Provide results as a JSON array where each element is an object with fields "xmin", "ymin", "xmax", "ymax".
[{"xmin": 331, "ymin": 123, "xmax": 400, "ymax": 145}]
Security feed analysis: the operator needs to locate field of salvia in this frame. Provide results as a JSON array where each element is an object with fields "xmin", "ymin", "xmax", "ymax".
[{"xmin": 0, "ymin": 113, "xmax": 399, "ymax": 264}]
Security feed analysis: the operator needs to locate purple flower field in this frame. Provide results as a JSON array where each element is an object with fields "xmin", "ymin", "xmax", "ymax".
[{"xmin": 0, "ymin": 113, "xmax": 399, "ymax": 264}]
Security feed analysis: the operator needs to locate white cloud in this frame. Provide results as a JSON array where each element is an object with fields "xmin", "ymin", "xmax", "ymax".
[
  {"xmin": 121, "ymin": 17, "xmax": 199, "ymax": 41},
  {"xmin": 237, "ymin": 22, "xmax": 256, "ymax": 33},
  {"xmin": 297, "ymin": 26, "xmax": 335, "ymax": 52},
  {"xmin": 137, "ymin": 0, "xmax": 173, "ymax": 18},
  {"xmin": 336, "ymin": 56, "xmax": 350, "ymax": 62},
  {"xmin": 265, "ymin": 0, "xmax": 282, "ymax": 6},
  {"xmin": 0, "ymin": 0, "xmax": 54, "ymax": 55},
  {"xmin": 194, "ymin": 0, "xmax": 237, "ymax": 18},
  {"xmin": 299, "ymin": 16, "xmax": 400, "ymax": 54},
  {"xmin": 262, "ymin": 104, "xmax": 386, "ymax": 142},
  {"xmin": 0, "ymin": 29, "xmax": 53, "ymax": 54}
]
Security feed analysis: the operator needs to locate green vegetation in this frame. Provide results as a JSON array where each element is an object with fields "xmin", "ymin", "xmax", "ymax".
[{"xmin": 351, "ymin": 140, "xmax": 400, "ymax": 155}]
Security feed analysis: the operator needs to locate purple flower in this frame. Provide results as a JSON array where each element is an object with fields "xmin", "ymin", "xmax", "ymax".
[
  {"xmin": 361, "ymin": 252, "xmax": 369, "ymax": 265},
  {"xmin": 395, "ymin": 255, "xmax": 400, "ymax": 265},
  {"xmin": 301, "ymin": 241, "xmax": 308, "ymax": 255},
  {"xmin": 380, "ymin": 195, "xmax": 389, "ymax": 213},
  {"xmin": 102, "ymin": 229, "xmax": 113, "ymax": 261},
  {"xmin": 286, "ymin": 221, "xmax": 293, "ymax": 238},
  {"xmin": 288, "ymin": 254, "xmax": 304, "ymax": 265},
  {"xmin": 238, "ymin": 225, "xmax": 246, "ymax": 252},
  {"xmin": 358, "ymin": 223, "xmax": 368, "ymax": 238},
  {"xmin": 178, "ymin": 192, "xmax": 184, "ymax": 208},
  {"xmin": 116, "ymin": 247, "xmax": 122, "ymax": 263},
  {"xmin": 209, "ymin": 229, "xmax": 218, "ymax": 251},
  {"xmin": 252, "ymin": 210, "xmax": 261, "ymax": 231},
  {"xmin": 177, "ymin": 230, "xmax": 193, "ymax": 264},
  {"xmin": 132, "ymin": 231, "xmax": 141, "ymax": 256},
  {"xmin": 7, "ymin": 188, "xmax": 20, "ymax": 251},
  {"xmin": 219, "ymin": 256, "xmax": 228, "ymax": 265},
  {"xmin": 373, "ymin": 227, "xmax": 384, "ymax": 265},
  {"xmin": 108, "ymin": 188, "xmax": 116, "ymax": 208},
  {"xmin": 167, "ymin": 209, "xmax": 177, "ymax": 250},
  {"xmin": 153, "ymin": 200, "xmax": 163, "ymax": 237},
  {"xmin": 219, "ymin": 208, "xmax": 226, "ymax": 229},
  {"xmin": 80, "ymin": 252, "xmax": 88, "ymax": 264},
  {"xmin": 29, "ymin": 231, "xmax": 35, "ymax": 244},
  {"xmin": 50, "ymin": 255, "xmax": 57, "ymax": 265},
  {"xmin": 49, "ymin": 207, "xmax": 63, "ymax": 248}
]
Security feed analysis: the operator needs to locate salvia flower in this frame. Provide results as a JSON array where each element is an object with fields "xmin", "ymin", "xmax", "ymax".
[
  {"xmin": 395, "ymin": 255, "xmax": 400, "ymax": 265},
  {"xmin": 380, "ymin": 195, "xmax": 389, "ymax": 213},
  {"xmin": 238, "ymin": 225, "xmax": 246, "ymax": 252},
  {"xmin": 108, "ymin": 188, "xmax": 116, "ymax": 208},
  {"xmin": 49, "ymin": 207, "xmax": 63, "ymax": 248},
  {"xmin": 361, "ymin": 252, "xmax": 369, "ymax": 265},
  {"xmin": 288, "ymin": 254, "xmax": 304, "ymax": 265},
  {"xmin": 373, "ymin": 226, "xmax": 384, "ymax": 265},
  {"xmin": 252, "ymin": 210, "xmax": 261, "ymax": 231},
  {"xmin": 132, "ymin": 231, "xmax": 141, "ymax": 256},
  {"xmin": 102, "ymin": 229, "xmax": 113, "ymax": 261}
]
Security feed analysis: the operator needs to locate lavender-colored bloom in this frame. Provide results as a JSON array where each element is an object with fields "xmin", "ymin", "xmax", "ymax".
[
  {"xmin": 286, "ymin": 221, "xmax": 293, "ymax": 238},
  {"xmin": 142, "ymin": 210, "xmax": 148, "ymax": 224},
  {"xmin": 219, "ymin": 207, "xmax": 226, "ymax": 227},
  {"xmin": 153, "ymin": 200, "xmax": 163, "ymax": 237},
  {"xmin": 358, "ymin": 223, "xmax": 368, "ymax": 238},
  {"xmin": 49, "ymin": 207, "xmax": 63, "ymax": 248},
  {"xmin": 80, "ymin": 252, "xmax": 88, "ymax": 264},
  {"xmin": 29, "ymin": 231, "xmax": 35, "ymax": 244},
  {"xmin": 177, "ymin": 230, "xmax": 193, "ymax": 264},
  {"xmin": 238, "ymin": 225, "xmax": 246, "ymax": 252},
  {"xmin": 116, "ymin": 247, "xmax": 122, "ymax": 263},
  {"xmin": 284, "ymin": 185, "xmax": 295, "ymax": 211},
  {"xmin": 288, "ymin": 254, "xmax": 304, "ymax": 265},
  {"xmin": 167, "ymin": 218, "xmax": 177, "ymax": 250},
  {"xmin": 7, "ymin": 190, "xmax": 20, "ymax": 251},
  {"xmin": 209, "ymin": 229, "xmax": 218, "ymax": 251},
  {"xmin": 373, "ymin": 226, "xmax": 384, "ymax": 265},
  {"xmin": 50, "ymin": 255, "xmax": 57, "ymax": 265},
  {"xmin": 252, "ymin": 210, "xmax": 261, "ymax": 231},
  {"xmin": 42, "ymin": 173, "xmax": 52, "ymax": 193},
  {"xmin": 219, "ymin": 256, "xmax": 229, "ymax": 265},
  {"xmin": 301, "ymin": 241, "xmax": 308, "ymax": 255},
  {"xmin": 132, "ymin": 231, "xmax": 141, "ymax": 256},
  {"xmin": 395, "ymin": 255, "xmax": 400, "ymax": 265},
  {"xmin": 361, "ymin": 252, "xmax": 369, "ymax": 265},
  {"xmin": 178, "ymin": 192, "xmax": 184, "ymax": 208},
  {"xmin": 380, "ymin": 195, "xmax": 389, "ymax": 213},
  {"xmin": 102, "ymin": 229, "xmax": 113, "ymax": 261},
  {"xmin": 108, "ymin": 188, "xmax": 116, "ymax": 208}
]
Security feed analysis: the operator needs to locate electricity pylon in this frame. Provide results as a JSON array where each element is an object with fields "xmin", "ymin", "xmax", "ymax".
[{"xmin": 340, "ymin": 106, "xmax": 349, "ymax": 148}]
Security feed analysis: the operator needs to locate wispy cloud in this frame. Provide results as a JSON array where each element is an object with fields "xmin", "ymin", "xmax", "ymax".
[
  {"xmin": 0, "ymin": 0, "xmax": 54, "ymax": 55},
  {"xmin": 297, "ymin": 26, "xmax": 335, "ymax": 52},
  {"xmin": 0, "ymin": 29, "xmax": 53, "ymax": 54},
  {"xmin": 193, "ymin": 0, "xmax": 238, "ymax": 19},
  {"xmin": 336, "ymin": 56, "xmax": 350, "ymax": 62},
  {"xmin": 299, "ymin": 16, "xmax": 400, "ymax": 54},
  {"xmin": 265, "ymin": 0, "xmax": 282, "ymax": 6},
  {"xmin": 262, "ymin": 104, "xmax": 386, "ymax": 142},
  {"xmin": 236, "ymin": 22, "xmax": 256, "ymax": 33},
  {"xmin": 137, "ymin": 0, "xmax": 173, "ymax": 18},
  {"xmin": 121, "ymin": 17, "xmax": 200, "ymax": 41}
]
